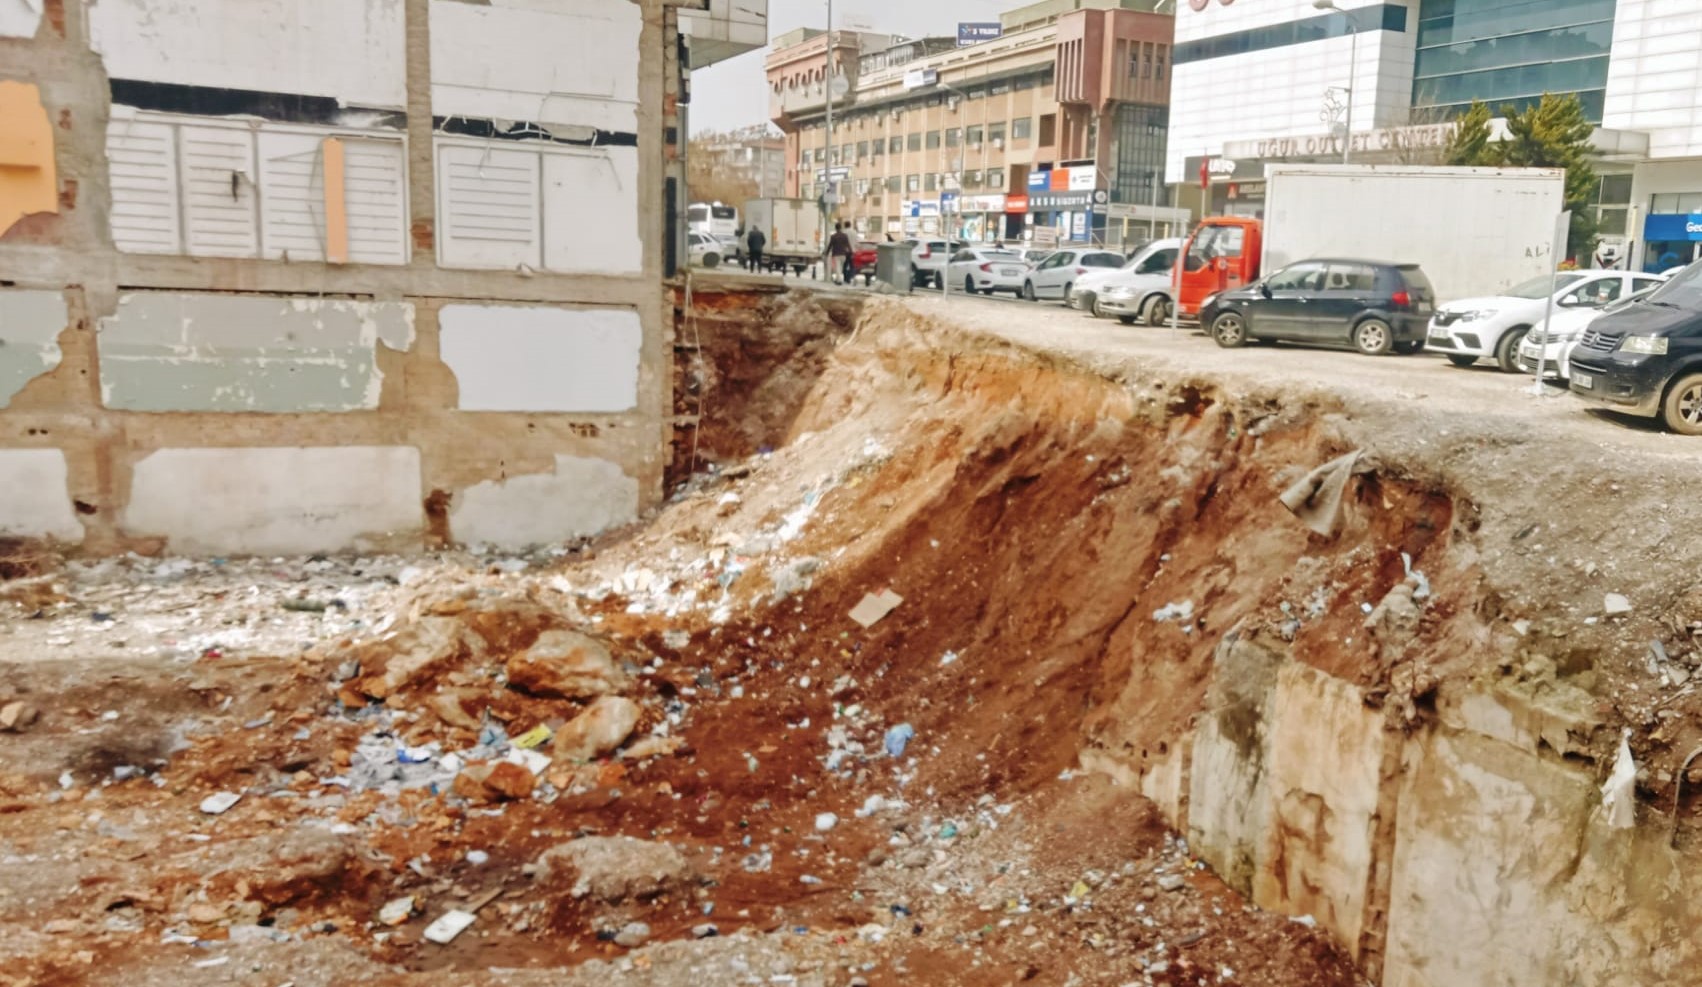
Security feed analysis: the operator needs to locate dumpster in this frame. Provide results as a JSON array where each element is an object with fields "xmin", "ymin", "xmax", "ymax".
[{"xmin": 875, "ymin": 242, "xmax": 911, "ymax": 293}]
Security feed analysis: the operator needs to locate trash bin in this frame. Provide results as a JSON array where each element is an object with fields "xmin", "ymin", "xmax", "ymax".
[{"xmin": 876, "ymin": 242, "xmax": 911, "ymax": 293}]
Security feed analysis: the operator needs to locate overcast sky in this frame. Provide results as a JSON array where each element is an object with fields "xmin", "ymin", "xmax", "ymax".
[{"xmin": 691, "ymin": 0, "xmax": 1014, "ymax": 134}]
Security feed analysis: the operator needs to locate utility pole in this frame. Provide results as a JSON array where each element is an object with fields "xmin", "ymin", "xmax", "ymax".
[
  {"xmin": 821, "ymin": 0, "xmax": 835, "ymax": 280},
  {"xmin": 1314, "ymin": 0, "xmax": 1358, "ymax": 164}
]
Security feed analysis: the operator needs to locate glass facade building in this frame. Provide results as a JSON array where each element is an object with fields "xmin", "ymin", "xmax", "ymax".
[{"xmin": 1411, "ymin": 0, "xmax": 1617, "ymax": 123}]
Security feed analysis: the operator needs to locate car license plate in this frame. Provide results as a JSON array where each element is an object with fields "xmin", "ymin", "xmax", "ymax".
[
  {"xmin": 1573, "ymin": 372, "xmax": 1593, "ymax": 389},
  {"xmin": 1000, "ymin": 268, "xmax": 1020, "ymax": 276}
]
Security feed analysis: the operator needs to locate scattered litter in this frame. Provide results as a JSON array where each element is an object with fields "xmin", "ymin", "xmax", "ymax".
[
  {"xmin": 513, "ymin": 724, "xmax": 554, "ymax": 750},
  {"xmin": 1152, "ymin": 601, "xmax": 1194, "ymax": 623},
  {"xmin": 422, "ymin": 909, "xmax": 477, "ymax": 945},
  {"xmin": 1278, "ymin": 450, "xmax": 1363, "ymax": 536},
  {"xmin": 692, "ymin": 923, "xmax": 719, "ymax": 939},
  {"xmin": 1400, "ymin": 552, "xmax": 1431, "ymax": 600},
  {"xmin": 884, "ymin": 723, "xmax": 915, "ymax": 758},
  {"xmin": 466, "ymin": 850, "xmax": 490, "ymax": 866},
  {"xmin": 815, "ymin": 812, "xmax": 838, "ymax": 833},
  {"xmin": 1604, "ymin": 593, "xmax": 1633, "ymax": 616},
  {"xmin": 378, "ymin": 896, "xmax": 416, "ymax": 926},
  {"xmin": 1599, "ymin": 728, "xmax": 1637, "ymax": 830},
  {"xmin": 614, "ymin": 921, "xmax": 651, "ymax": 947},
  {"xmin": 939, "ymin": 650, "xmax": 959, "ymax": 666},
  {"xmin": 199, "ymin": 791, "xmax": 242, "ymax": 816},
  {"xmin": 850, "ymin": 589, "xmax": 904, "ymax": 628},
  {"xmin": 1156, "ymin": 874, "xmax": 1185, "ymax": 892}
]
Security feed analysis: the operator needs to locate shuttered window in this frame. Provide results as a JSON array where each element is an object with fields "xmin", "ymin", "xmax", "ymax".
[
  {"xmin": 106, "ymin": 110, "xmax": 407, "ymax": 265},
  {"xmin": 437, "ymin": 142, "xmax": 542, "ymax": 270}
]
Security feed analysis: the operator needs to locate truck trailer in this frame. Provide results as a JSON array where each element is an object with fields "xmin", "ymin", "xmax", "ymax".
[{"xmin": 744, "ymin": 197, "xmax": 820, "ymax": 276}]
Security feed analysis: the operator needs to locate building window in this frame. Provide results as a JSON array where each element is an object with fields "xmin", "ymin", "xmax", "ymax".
[
  {"xmin": 872, "ymin": 139, "xmax": 884, "ymax": 157},
  {"xmin": 1411, "ymin": 0, "xmax": 1614, "ymax": 124},
  {"xmin": 1111, "ymin": 104, "xmax": 1168, "ymax": 210},
  {"xmin": 926, "ymin": 130, "xmax": 942, "ymax": 150},
  {"xmin": 984, "ymin": 166, "xmax": 1004, "ymax": 190},
  {"xmin": 886, "ymin": 175, "xmax": 901, "ymax": 192},
  {"xmin": 907, "ymin": 132, "xmax": 922, "ymax": 151},
  {"xmin": 907, "ymin": 174, "xmax": 920, "ymax": 192},
  {"xmin": 966, "ymin": 125, "xmax": 984, "ymax": 145},
  {"xmin": 946, "ymin": 128, "xmax": 961, "ymax": 147},
  {"xmin": 855, "ymin": 140, "xmax": 868, "ymax": 158},
  {"xmin": 989, "ymin": 122, "xmax": 1006, "ymax": 144},
  {"xmin": 1013, "ymin": 117, "xmax": 1032, "ymax": 141},
  {"xmin": 1038, "ymin": 114, "xmax": 1056, "ymax": 147},
  {"xmin": 963, "ymin": 169, "xmax": 981, "ymax": 188},
  {"xmin": 924, "ymin": 173, "xmax": 936, "ymax": 192},
  {"xmin": 890, "ymin": 135, "xmax": 903, "ymax": 153}
]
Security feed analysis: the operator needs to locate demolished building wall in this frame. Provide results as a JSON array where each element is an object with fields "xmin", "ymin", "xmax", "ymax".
[{"xmin": 0, "ymin": 0, "xmax": 683, "ymax": 554}]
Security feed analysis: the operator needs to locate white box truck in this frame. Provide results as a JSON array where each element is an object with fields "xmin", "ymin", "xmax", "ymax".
[
  {"xmin": 1260, "ymin": 165, "xmax": 1567, "ymax": 302},
  {"xmin": 744, "ymin": 197, "xmax": 820, "ymax": 276}
]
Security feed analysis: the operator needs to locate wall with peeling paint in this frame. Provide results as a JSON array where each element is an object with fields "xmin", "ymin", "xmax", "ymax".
[
  {"xmin": 0, "ymin": 80, "xmax": 58, "ymax": 235},
  {"xmin": 98, "ymin": 294, "xmax": 414, "ymax": 412},
  {"xmin": 0, "ymin": 0, "xmax": 685, "ymax": 554}
]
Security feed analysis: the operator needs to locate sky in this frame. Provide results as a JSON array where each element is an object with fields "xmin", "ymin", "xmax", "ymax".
[{"xmin": 690, "ymin": 0, "xmax": 1014, "ymax": 135}]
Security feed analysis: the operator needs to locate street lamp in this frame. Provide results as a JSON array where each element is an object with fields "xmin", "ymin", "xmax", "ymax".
[
  {"xmin": 1313, "ymin": 0, "xmax": 1358, "ymax": 165},
  {"xmin": 933, "ymin": 81, "xmax": 967, "ymax": 300},
  {"xmin": 1152, "ymin": 0, "xmax": 1173, "ymax": 239}
]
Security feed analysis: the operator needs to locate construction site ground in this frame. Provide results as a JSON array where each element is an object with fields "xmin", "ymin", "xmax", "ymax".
[{"xmin": 4, "ymin": 282, "xmax": 1701, "ymax": 987}]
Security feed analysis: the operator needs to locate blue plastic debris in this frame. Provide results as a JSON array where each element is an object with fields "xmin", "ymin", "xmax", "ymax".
[{"xmin": 884, "ymin": 723, "xmax": 915, "ymax": 757}]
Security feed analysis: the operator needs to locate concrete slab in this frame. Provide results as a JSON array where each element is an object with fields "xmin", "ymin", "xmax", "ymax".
[
  {"xmin": 0, "ymin": 289, "xmax": 67, "ymax": 408},
  {"xmin": 0, "ymin": 449, "xmax": 82, "ymax": 542},
  {"xmin": 448, "ymin": 454, "xmax": 638, "ymax": 549},
  {"xmin": 438, "ymin": 303, "xmax": 641, "ymax": 413}
]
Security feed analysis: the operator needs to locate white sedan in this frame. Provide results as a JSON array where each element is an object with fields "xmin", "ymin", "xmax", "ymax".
[
  {"xmin": 947, "ymin": 248, "xmax": 1030, "ymax": 296},
  {"xmin": 1426, "ymin": 271, "xmax": 1662, "ymax": 372},
  {"xmin": 1517, "ymin": 278, "xmax": 1668, "ymax": 380},
  {"xmin": 687, "ymin": 231, "xmax": 724, "ymax": 268},
  {"xmin": 1020, "ymin": 248, "xmax": 1124, "ymax": 302}
]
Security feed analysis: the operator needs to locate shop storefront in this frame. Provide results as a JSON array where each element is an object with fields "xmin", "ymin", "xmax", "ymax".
[{"xmin": 1641, "ymin": 209, "xmax": 1702, "ymax": 274}]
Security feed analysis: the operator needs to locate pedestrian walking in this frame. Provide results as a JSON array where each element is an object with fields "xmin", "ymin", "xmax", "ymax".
[
  {"xmin": 746, "ymin": 226, "xmax": 767, "ymax": 272},
  {"xmin": 827, "ymin": 222, "xmax": 854, "ymax": 285}
]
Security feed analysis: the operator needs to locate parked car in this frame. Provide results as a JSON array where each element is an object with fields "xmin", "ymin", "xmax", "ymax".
[
  {"xmin": 852, "ymin": 240, "xmax": 881, "ymax": 282},
  {"xmin": 1095, "ymin": 272, "xmax": 1177, "ymax": 326},
  {"xmin": 1569, "ymin": 259, "xmax": 1702, "ymax": 434},
  {"xmin": 907, "ymin": 238, "xmax": 968, "ymax": 288},
  {"xmin": 687, "ymin": 231, "xmax": 723, "ymax": 269},
  {"xmin": 947, "ymin": 247, "xmax": 1029, "ymax": 296},
  {"xmin": 1518, "ymin": 278, "xmax": 1666, "ymax": 381},
  {"xmin": 1011, "ymin": 246, "xmax": 1054, "ymax": 266},
  {"xmin": 1426, "ymin": 271, "xmax": 1654, "ymax": 372},
  {"xmin": 1071, "ymin": 238, "xmax": 1182, "ymax": 314},
  {"xmin": 1021, "ymin": 248, "xmax": 1123, "ymax": 302},
  {"xmin": 1201, "ymin": 259, "xmax": 1435, "ymax": 355}
]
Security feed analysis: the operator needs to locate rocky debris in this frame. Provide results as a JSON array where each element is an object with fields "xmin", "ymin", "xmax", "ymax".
[
  {"xmin": 0, "ymin": 699, "xmax": 39, "ymax": 732},
  {"xmin": 534, "ymin": 836, "xmax": 696, "ymax": 903},
  {"xmin": 454, "ymin": 760, "xmax": 537, "ymax": 802},
  {"xmin": 1365, "ymin": 577, "xmax": 1424, "ymax": 651},
  {"xmin": 613, "ymin": 921, "xmax": 651, "ymax": 947},
  {"xmin": 505, "ymin": 629, "xmax": 631, "ymax": 699},
  {"xmin": 553, "ymin": 696, "xmax": 641, "ymax": 763},
  {"xmin": 345, "ymin": 616, "xmax": 483, "ymax": 701}
]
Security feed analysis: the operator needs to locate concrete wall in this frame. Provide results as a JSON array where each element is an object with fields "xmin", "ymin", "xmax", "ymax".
[{"xmin": 0, "ymin": 0, "xmax": 683, "ymax": 554}]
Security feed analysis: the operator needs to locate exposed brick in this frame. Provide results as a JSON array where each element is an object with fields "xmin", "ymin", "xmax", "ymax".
[{"xmin": 410, "ymin": 219, "xmax": 435, "ymax": 252}]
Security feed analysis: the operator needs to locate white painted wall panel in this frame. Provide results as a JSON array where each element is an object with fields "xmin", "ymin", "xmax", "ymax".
[
  {"xmin": 429, "ymin": 0, "xmax": 641, "ymax": 134},
  {"xmin": 89, "ymin": 0, "xmax": 407, "ymax": 109},
  {"xmin": 106, "ymin": 117, "xmax": 182, "ymax": 255},
  {"xmin": 449, "ymin": 454, "xmax": 639, "ymax": 550},
  {"xmin": 123, "ymin": 447, "xmax": 422, "ymax": 555},
  {"xmin": 1605, "ymin": 0, "xmax": 1702, "ymax": 159},
  {"xmin": 0, "ymin": 449, "xmax": 82, "ymax": 543},
  {"xmin": 344, "ymin": 139, "xmax": 410, "ymax": 265},
  {"xmin": 437, "ymin": 304, "xmax": 641, "ymax": 413},
  {"xmin": 437, "ymin": 142, "xmax": 542, "ymax": 270},
  {"xmin": 0, "ymin": 0, "xmax": 42, "ymax": 39},
  {"xmin": 178, "ymin": 124, "xmax": 260, "ymax": 259},
  {"xmin": 542, "ymin": 146, "xmax": 642, "ymax": 275}
]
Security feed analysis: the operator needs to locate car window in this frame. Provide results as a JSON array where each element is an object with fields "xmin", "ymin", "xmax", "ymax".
[
  {"xmin": 1184, "ymin": 225, "xmax": 1247, "ymax": 272},
  {"xmin": 1505, "ymin": 272, "xmax": 1587, "ymax": 298},
  {"xmin": 951, "ymin": 250, "xmax": 974, "ymax": 263},
  {"xmin": 1398, "ymin": 266, "xmax": 1435, "ymax": 300},
  {"xmin": 1042, "ymin": 253, "xmax": 1069, "ymax": 269},
  {"xmin": 1265, "ymin": 263, "xmax": 1325, "ymax": 292},
  {"xmin": 1566, "ymin": 278, "xmax": 1622, "ymax": 307},
  {"xmin": 1136, "ymin": 248, "xmax": 1176, "ymax": 275},
  {"xmin": 1084, "ymin": 253, "xmax": 1122, "ymax": 269},
  {"xmin": 1631, "ymin": 275, "xmax": 1662, "ymax": 292},
  {"xmin": 1648, "ymin": 259, "xmax": 1702, "ymax": 309},
  {"xmin": 1323, "ymin": 263, "xmax": 1377, "ymax": 292}
]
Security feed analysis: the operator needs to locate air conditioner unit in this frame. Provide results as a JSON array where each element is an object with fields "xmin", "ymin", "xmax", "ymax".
[
  {"xmin": 949, "ymin": 97, "xmax": 961, "ymax": 111},
  {"xmin": 992, "ymin": 138, "xmax": 1004, "ymax": 149}
]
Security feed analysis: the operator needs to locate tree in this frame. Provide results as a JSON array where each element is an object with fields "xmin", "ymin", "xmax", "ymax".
[
  {"xmin": 1441, "ymin": 95, "xmax": 1598, "ymax": 259},
  {"xmin": 687, "ymin": 129, "xmax": 767, "ymax": 215}
]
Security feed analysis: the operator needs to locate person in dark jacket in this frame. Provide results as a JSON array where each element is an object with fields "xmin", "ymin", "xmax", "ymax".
[
  {"xmin": 826, "ymin": 222, "xmax": 854, "ymax": 284},
  {"xmin": 745, "ymin": 226, "xmax": 767, "ymax": 272}
]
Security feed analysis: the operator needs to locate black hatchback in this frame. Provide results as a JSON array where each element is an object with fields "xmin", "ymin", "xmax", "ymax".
[
  {"xmin": 1569, "ymin": 258, "xmax": 1702, "ymax": 434},
  {"xmin": 1201, "ymin": 259, "xmax": 1436, "ymax": 355}
]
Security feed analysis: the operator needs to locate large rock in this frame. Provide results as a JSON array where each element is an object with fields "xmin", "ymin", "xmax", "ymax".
[
  {"xmin": 534, "ymin": 836, "xmax": 695, "ymax": 903},
  {"xmin": 506, "ymin": 629, "xmax": 630, "ymax": 699},
  {"xmin": 552, "ymin": 696, "xmax": 641, "ymax": 763},
  {"xmin": 349, "ymin": 616, "xmax": 482, "ymax": 700}
]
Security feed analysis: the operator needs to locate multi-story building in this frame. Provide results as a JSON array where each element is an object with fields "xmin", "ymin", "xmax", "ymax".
[
  {"xmin": 1168, "ymin": 0, "xmax": 1702, "ymax": 271},
  {"xmin": 0, "ymin": 0, "xmax": 758, "ymax": 556},
  {"xmin": 766, "ymin": 0, "xmax": 1185, "ymax": 247},
  {"xmin": 695, "ymin": 126, "xmax": 788, "ymax": 198}
]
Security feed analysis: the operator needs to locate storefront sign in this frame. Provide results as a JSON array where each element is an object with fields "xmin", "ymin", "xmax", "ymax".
[
  {"xmin": 901, "ymin": 199, "xmax": 940, "ymax": 218},
  {"xmin": 957, "ymin": 194, "xmax": 1007, "ymax": 212},
  {"xmin": 1644, "ymin": 212, "xmax": 1702, "ymax": 242},
  {"xmin": 1068, "ymin": 166, "xmax": 1097, "ymax": 191},
  {"xmin": 903, "ymin": 67, "xmax": 939, "ymax": 90},
  {"xmin": 1005, "ymin": 194, "xmax": 1029, "ymax": 215},
  {"xmin": 1027, "ymin": 169, "xmax": 1050, "ymax": 191},
  {"xmin": 1222, "ymin": 122, "xmax": 1460, "ymax": 161},
  {"xmin": 1181, "ymin": 155, "xmax": 1264, "ymax": 184},
  {"xmin": 1027, "ymin": 189, "xmax": 1108, "ymax": 210},
  {"xmin": 957, "ymin": 22, "xmax": 1002, "ymax": 46}
]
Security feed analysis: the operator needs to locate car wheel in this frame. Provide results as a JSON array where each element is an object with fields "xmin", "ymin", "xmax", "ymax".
[
  {"xmin": 1211, "ymin": 312, "xmax": 1247, "ymax": 348},
  {"xmin": 1143, "ymin": 295, "xmax": 1171, "ymax": 327},
  {"xmin": 932, "ymin": 271, "xmax": 944, "ymax": 290},
  {"xmin": 1495, "ymin": 326, "xmax": 1530, "ymax": 373},
  {"xmin": 965, "ymin": 275, "xmax": 977, "ymax": 295},
  {"xmin": 1393, "ymin": 340, "xmax": 1424, "ymax": 355},
  {"xmin": 1090, "ymin": 296, "xmax": 1106, "ymax": 318},
  {"xmin": 1662, "ymin": 372, "xmax": 1702, "ymax": 436},
  {"xmin": 1352, "ymin": 318, "xmax": 1393, "ymax": 356},
  {"xmin": 1446, "ymin": 354, "xmax": 1477, "ymax": 368},
  {"xmin": 1060, "ymin": 282, "xmax": 1073, "ymax": 306},
  {"xmin": 703, "ymin": 252, "xmax": 720, "ymax": 269},
  {"xmin": 1022, "ymin": 281, "xmax": 1037, "ymax": 302},
  {"xmin": 1117, "ymin": 314, "xmax": 1137, "ymax": 326}
]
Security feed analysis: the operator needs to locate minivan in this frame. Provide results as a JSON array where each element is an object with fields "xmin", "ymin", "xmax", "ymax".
[{"xmin": 1568, "ymin": 258, "xmax": 1702, "ymax": 434}]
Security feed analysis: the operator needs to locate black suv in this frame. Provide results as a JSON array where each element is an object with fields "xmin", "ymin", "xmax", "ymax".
[
  {"xmin": 1569, "ymin": 259, "xmax": 1702, "ymax": 434},
  {"xmin": 1201, "ymin": 259, "xmax": 1436, "ymax": 355}
]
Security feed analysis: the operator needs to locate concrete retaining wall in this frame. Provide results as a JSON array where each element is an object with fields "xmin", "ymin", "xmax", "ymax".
[{"xmin": 0, "ymin": 0, "xmax": 684, "ymax": 554}]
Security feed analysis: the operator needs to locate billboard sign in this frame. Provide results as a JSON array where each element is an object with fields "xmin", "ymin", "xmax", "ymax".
[{"xmin": 957, "ymin": 22, "xmax": 1003, "ymax": 46}]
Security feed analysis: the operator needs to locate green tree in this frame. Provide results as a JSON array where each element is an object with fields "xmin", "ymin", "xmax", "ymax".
[{"xmin": 1440, "ymin": 95, "xmax": 1598, "ymax": 259}]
